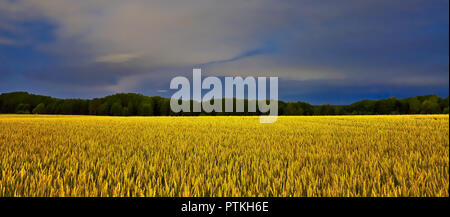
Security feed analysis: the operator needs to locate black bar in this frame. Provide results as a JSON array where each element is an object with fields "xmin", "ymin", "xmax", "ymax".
[{"xmin": 0, "ymin": 197, "xmax": 448, "ymax": 216}]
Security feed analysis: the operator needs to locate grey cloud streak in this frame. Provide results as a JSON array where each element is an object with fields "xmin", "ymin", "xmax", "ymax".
[{"xmin": 0, "ymin": 0, "xmax": 448, "ymax": 102}]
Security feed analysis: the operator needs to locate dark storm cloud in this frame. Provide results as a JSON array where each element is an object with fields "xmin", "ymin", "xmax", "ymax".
[{"xmin": 0, "ymin": 0, "xmax": 448, "ymax": 103}]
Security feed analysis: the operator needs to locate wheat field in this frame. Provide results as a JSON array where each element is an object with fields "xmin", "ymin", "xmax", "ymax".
[{"xmin": 0, "ymin": 114, "xmax": 448, "ymax": 197}]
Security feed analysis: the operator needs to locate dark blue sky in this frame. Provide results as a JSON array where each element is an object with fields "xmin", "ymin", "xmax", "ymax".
[{"xmin": 0, "ymin": 0, "xmax": 448, "ymax": 104}]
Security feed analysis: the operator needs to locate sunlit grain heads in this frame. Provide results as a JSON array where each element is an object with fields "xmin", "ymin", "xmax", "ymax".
[{"xmin": 0, "ymin": 115, "xmax": 448, "ymax": 197}]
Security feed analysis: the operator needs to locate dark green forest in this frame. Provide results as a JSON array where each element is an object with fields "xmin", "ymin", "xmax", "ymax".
[{"xmin": 0, "ymin": 92, "xmax": 448, "ymax": 116}]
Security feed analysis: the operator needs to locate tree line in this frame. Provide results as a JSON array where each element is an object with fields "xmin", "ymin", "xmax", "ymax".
[{"xmin": 0, "ymin": 92, "xmax": 448, "ymax": 116}]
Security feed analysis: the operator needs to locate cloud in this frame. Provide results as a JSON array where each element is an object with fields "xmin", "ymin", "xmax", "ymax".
[
  {"xmin": 0, "ymin": 36, "xmax": 16, "ymax": 45},
  {"xmin": 8, "ymin": 0, "xmax": 284, "ymax": 67},
  {"xmin": 95, "ymin": 53, "xmax": 140, "ymax": 63},
  {"xmin": 388, "ymin": 76, "xmax": 449, "ymax": 86},
  {"xmin": 0, "ymin": 0, "xmax": 448, "ymax": 102}
]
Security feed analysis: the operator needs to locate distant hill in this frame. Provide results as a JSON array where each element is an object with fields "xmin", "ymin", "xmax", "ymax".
[{"xmin": 0, "ymin": 92, "xmax": 448, "ymax": 116}]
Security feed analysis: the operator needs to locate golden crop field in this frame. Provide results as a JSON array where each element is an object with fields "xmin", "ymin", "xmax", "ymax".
[{"xmin": 0, "ymin": 114, "xmax": 448, "ymax": 197}]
